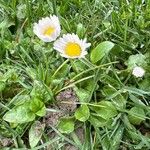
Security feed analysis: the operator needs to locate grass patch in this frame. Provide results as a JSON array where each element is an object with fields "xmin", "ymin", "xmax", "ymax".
[{"xmin": 0, "ymin": 0, "xmax": 150, "ymax": 149}]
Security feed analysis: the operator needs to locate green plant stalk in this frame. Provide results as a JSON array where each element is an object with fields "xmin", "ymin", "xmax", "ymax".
[
  {"xmin": 52, "ymin": 59, "xmax": 69, "ymax": 78},
  {"xmin": 87, "ymin": 68, "xmax": 100, "ymax": 102},
  {"xmin": 71, "ymin": 61, "xmax": 118, "ymax": 81},
  {"xmin": 56, "ymin": 75, "xmax": 94, "ymax": 94},
  {"xmin": 52, "ymin": 0, "xmax": 57, "ymax": 15},
  {"xmin": 80, "ymin": 58, "xmax": 95, "ymax": 68},
  {"xmin": 25, "ymin": 0, "xmax": 32, "ymax": 24}
]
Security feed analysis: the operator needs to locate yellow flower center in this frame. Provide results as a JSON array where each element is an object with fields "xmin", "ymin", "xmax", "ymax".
[
  {"xmin": 65, "ymin": 42, "xmax": 81, "ymax": 57},
  {"xmin": 43, "ymin": 26, "xmax": 55, "ymax": 36}
]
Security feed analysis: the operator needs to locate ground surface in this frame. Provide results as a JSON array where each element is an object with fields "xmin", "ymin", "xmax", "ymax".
[{"xmin": 0, "ymin": 0, "xmax": 150, "ymax": 150}]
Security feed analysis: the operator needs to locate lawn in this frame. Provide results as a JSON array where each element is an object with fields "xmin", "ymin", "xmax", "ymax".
[{"xmin": 0, "ymin": 0, "xmax": 150, "ymax": 149}]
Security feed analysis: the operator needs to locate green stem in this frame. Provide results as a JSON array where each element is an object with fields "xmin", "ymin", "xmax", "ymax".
[
  {"xmin": 52, "ymin": 0, "xmax": 57, "ymax": 15},
  {"xmin": 79, "ymin": 58, "xmax": 95, "ymax": 68},
  {"xmin": 52, "ymin": 59, "xmax": 69, "ymax": 78},
  {"xmin": 55, "ymin": 75, "xmax": 94, "ymax": 94},
  {"xmin": 88, "ymin": 68, "xmax": 100, "ymax": 102},
  {"xmin": 25, "ymin": 0, "xmax": 31, "ymax": 24},
  {"xmin": 71, "ymin": 61, "xmax": 118, "ymax": 81},
  {"xmin": 60, "ymin": 101, "xmax": 106, "ymax": 108}
]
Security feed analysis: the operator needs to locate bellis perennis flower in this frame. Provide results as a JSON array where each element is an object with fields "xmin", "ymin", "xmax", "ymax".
[
  {"xmin": 132, "ymin": 66, "xmax": 145, "ymax": 78},
  {"xmin": 53, "ymin": 33, "xmax": 91, "ymax": 58},
  {"xmin": 33, "ymin": 15, "xmax": 61, "ymax": 42}
]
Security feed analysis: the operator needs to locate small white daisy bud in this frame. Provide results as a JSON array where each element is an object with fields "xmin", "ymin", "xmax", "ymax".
[{"xmin": 132, "ymin": 66, "xmax": 145, "ymax": 78}]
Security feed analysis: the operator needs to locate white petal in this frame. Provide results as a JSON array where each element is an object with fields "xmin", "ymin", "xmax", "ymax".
[
  {"xmin": 132, "ymin": 66, "xmax": 145, "ymax": 77},
  {"xmin": 53, "ymin": 33, "xmax": 91, "ymax": 59},
  {"xmin": 33, "ymin": 15, "xmax": 61, "ymax": 42}
]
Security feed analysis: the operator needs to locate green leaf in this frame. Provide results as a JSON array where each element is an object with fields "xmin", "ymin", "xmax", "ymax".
[
  {"xmin": 90, "ymin": 101, "xmax": 117, "ymax": 120},
  {"xmin": 75, "ymin": 104, "xmax": 90, "ymax": 122},
  {"xmin": 101, "ymin": 124, "xmax": 124, "ymax": 150},
  {"xmin": 112, "ymin": 124, "xmax": 124, "ymax": 150},
  {"xmin": 31, "ymin": 80, "xmax": 53, "ymax": 102},
  {"xmin": 90, "ymin": 41, "xmax": 115, "ymax": 63},
  {"xmin": 3, "ymin": 102, "xmax": 35, "ymax": 124},
  {"xmin": 36, "ymin": 105, "xmax": 46, "ymax": 117},
  {"xmin": 139, "ymin": 77, "xmax": 150, "ymax": 92},
  {"xmin": 54, "ymin": 64, "xmax": 70, "ymax": 79},
  {"xmin": 101, "ymin": 136, "xmax": 111, "ymax": 150},
  {"xmin": 17, "ymin": 4, "xmax": 26, "ymax": 19},
  {"xmin": 3, "ymin": 69, "xmax": 18, "ymax": 82},
  {"xmin": 71, "ymin": 60, "xmax": 87, "ymax": 73},
  {"xmin": 0, "ymin": 18, "xmax": 15, "ymax": 29},
  {"xmin": 29, "ymin": 121, "xmax": 45, "ymax": 148},
  {"xmin": 26, "ymin": 67, "xmax": 37, "ymax": 80},
  {"xmin": 30, "ymin": 81, "xmax": 43, "ymax": 98},
  {"xmin": 101, "ymin": 75, "xmax": 121, "ymax": 89},
  {"xmin": 74, "ymin": 87, "xmax": 90, "ymax": 102},
  {"xmin": 57, "ymin": 117, "xmax": 75, "ymax": 134},
  {"xmin": 126, "ymin": 54, "xmax": 147, "ymax": 70},
  {"xmin": 102, "ymin": 85, "xmax": 126, "ymax": 109},
  {"xmin": 3, "ymin": 97, "xmax": 46, "ymax": 124},
  {"xmin": 89, "ymin": 115, "xmax": 108, "ymax": 127},
  {"xmin": 0, "ymin": 81, "xmax": 6, "ymax": 92},
  {"xmin": 29, "ymin": 97, "xmax": 46, "ymax": 116},
  {"xmin": 76, "ymin": 23, "xmax": 86, "ymax": 38},
  {"xmin": 13, "ymin": 95, "xmax": 30, "ymax": 106},
  {"xmin": 128, "ymin": 107, "xmax": 146, "ymax": 125}
]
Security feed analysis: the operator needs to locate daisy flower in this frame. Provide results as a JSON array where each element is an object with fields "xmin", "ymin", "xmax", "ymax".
[
  {"xmin": 33, "ymin": 15, "xmax": 61, "ymax": 42},
  {"xmin": 132, "ymin": 66, "xmax": 145, "ymax": 77},
  {"xmin": 53, "ymin": 33, "xmax": 91, "ymax": 58}
]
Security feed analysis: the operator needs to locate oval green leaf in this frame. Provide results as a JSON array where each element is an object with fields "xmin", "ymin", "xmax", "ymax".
[
  {"xmin": 128, "ymin": 107, "xmax": 146, "ymax": 125},
  {"xmin": 57, "ymin": 117, "xmax": 75, "ymax": 134},
  {"xmin": 29, "ymin": 97, "xmax": 46, "ymax": 117},
  {"xmin": 29, "ymin": 121, "xmax": 45, "ymax": 148},
  {"xmin": 75, "ymin": 104, "xmax": 90, "ymax": 122},
  {"xmin": 90, "ymin": 41, "xmax": 115, "ymax": 63},
  {"xmin": 3, "ymin": 103, "xmax": 35, "ymax": 124},
  {"xmin": 90, "ymin": 101, "xmax": 117, "ymax": 120}
]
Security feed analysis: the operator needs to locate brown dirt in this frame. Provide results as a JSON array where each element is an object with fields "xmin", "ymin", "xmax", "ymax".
[
  {"xmin": 56, "ymin": 88, "xmax": 78, "ymax": 113},
  {"xmin": 43, "ymin": 88, "xmax": 82, "ymax": 150},
  {"xmin": 43, "ymin": 88, "xmax": 78, "ymax": 127},
  {"xmin": 0, "ymin": 138, "xmax": 13, "ymax": 147}
]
